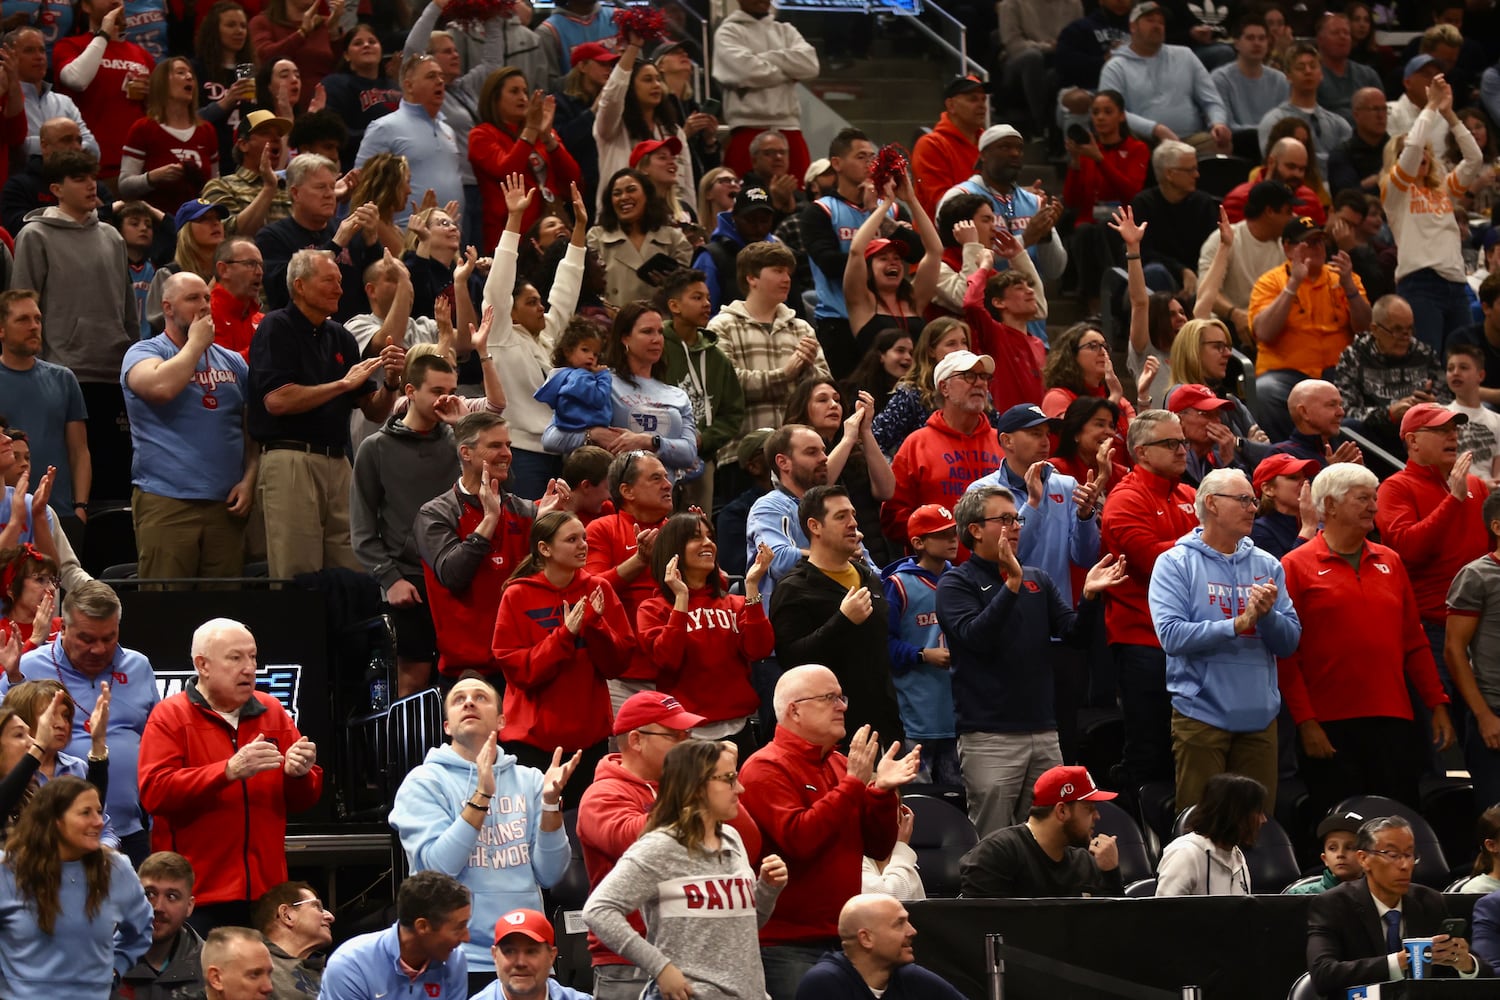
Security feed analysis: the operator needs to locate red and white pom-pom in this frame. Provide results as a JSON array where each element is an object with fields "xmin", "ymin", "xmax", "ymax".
[
  {"xmin": 441, "ymin": 0, "xmax": 517, "ymax": 30},
  {"xmin": 870, "ymin": 143, "xmax": 910, "ymax": 195},
  {"xmin": 616, "ymin": 4, "xmax": 669, "ymax": 45}
]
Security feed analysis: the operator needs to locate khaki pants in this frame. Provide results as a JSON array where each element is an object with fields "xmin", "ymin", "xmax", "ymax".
[
  {"xmin": 680, "ymin": 459, "xmax": 716, "ymax": 517},
  {"xmin": 257, "ymin": 449, "xmax": 361, "ymax": 578},
  {"xmin": 133, "ymin": 488, "xmax": 247, "ymax": 581},
  {"xmin": 1171, "ymin": 709, "xmax": 1278, "ymax": 812}
]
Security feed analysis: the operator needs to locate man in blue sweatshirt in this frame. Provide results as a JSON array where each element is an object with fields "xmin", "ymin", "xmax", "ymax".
[
  {"xmin": 1148, "ymin": 467, "xmax": 1302, "ymax": 812},
  {"xmin": 319, "ymin": 871, "xmax": 472, "ymax": 999},
  {"xmin": 936, "ymin": 485, "xmax": 1128, "ymax": 837},
  {"xmin": 1098, "ymin": 1, "xmax": 1232, "ymax": 152}
]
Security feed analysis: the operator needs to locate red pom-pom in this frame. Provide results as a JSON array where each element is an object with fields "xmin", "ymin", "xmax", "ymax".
[
  {"xmin": 870, "ymin": 143, "xmax": 910, "ymax": 195},
  {"xmin": 441, "ymin": 0, "xmax": 517, "ymax": 30},
  {"xmin": 616, "ymin": 5, "xmax": 670, "ymax": 45}
]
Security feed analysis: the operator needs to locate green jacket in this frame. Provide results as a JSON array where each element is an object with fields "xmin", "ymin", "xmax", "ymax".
[
  {"xmin": 1285, "ymin": 868, "xmax": 1342, "ymax": 895},
  {"xmin": 661, "ymin": 321, "xmax": 747, "ymax": 461}
]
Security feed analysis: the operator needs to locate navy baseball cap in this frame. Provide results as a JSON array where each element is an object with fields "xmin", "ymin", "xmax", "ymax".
[{"xmin": 995, "ymin": 403, "xmax": 1054, "ymax": 435}]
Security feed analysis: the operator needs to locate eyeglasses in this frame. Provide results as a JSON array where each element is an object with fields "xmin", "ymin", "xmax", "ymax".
[
  {"xmin": 714, "ymin": 176, "xmax": 740, "ymax": 186},
  {"xmin": 228, "ymin": 259, "xmax": 264, "ymax": 270},
  {"xmin": 949, "ymin": 370, "xmax": 989, "ymax": 384},
  {"xmin": 1076, "ymin": 340, "xmax": 1109, "ymax": 353},
  {"xmin": 1365, "ymin": 850, "xmax": 1420, "ymax": 865},
  {"xmin": 710, "ymin": 771, "xmax": 739, "ymax": 784},
  {"xmin": 25, "ymin": 575, "xmax": 59, "ymax": 587},
  {"xmin": 1143, "ymin": 438, "xmax": 1189, "ymax": 451},
  {"xmin": 1373, "ymin": 322, "xmax": 1415, "ymax": 338},
  {"xmin": 1201, "ymin": 340, "xmax": 1233, "ymax": 353},
  {"xmin": 636, "ymin": 729, "xmax": 689, "ymax": 743},
  {"xmin": 792, "ymin": 691, "xmax": 848, "ymax": 707},
  {"xmin": 1169, "ymin": 163, "xmax": 1200, "ymax": 175},
  {"xmin": 430, "ymin": 216, "xmax": 458, "ymax": 229},
  {"xmin": 1210, "ymin": 493, "xmax": 1259, "ymax": 510},
  {"xmin": 979, "ymin": 513, "xmax": 1027, "ymax": 527},
  {"xmin": 289, "ymin": 898, "xmax": 326, "ymax": 911}
]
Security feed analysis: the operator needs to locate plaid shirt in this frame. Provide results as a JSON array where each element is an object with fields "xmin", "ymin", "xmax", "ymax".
[
  {"xmin": 705, "ymin": 299, "xmax": 829, "ymax": 465},
  {"xmin": 199, "ymin": 167, "xmax": 293, "ymax": 234}
]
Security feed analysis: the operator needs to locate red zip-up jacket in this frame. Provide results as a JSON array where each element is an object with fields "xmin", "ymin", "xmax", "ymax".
[
  {"xmin": 1376, "ymin": 461, "xmax": 1491, "ymax": 624},
  {"xmin": 586, "ymin": 510, "xmax": 666, "ymax": 680},
  {"xmin": 1100, "ymin": 466, "xmax": 1199, "ymax": 646},
  {"xmin": 576, "ymin": 754, "xmax": 763, "ymax": 967},
  {"xmin": 1278, "ymin": 533, "xmax": 1447, "ymax": 725},
  {"xmin": 636, "ymin": 588, "xmax": 774, "ymax": 723},
  {"xmin": 881, "ymin": 408, "xmax": 1003, "ymax": 553},
  {"xmin": 493, "ymin": 570, "xmax": 635, "ymax": 751},
  {"xmin": 138, "ymin": 683, "xmax": 322, "ymax": 905},
  {"xmin": 469, "ymin": 122, "xmax": 583, "ymax": 251},
  {"xmin": 1061, "ymin": 135, "xmax": 1150, "ymax": 222},
  {"xmin": 738, "ymin": 725, "xmax": 898, "ymax": 946},
  {"xmin": 962, "ymin": 268, "xmax": 1045, "ymax": 414},
  {"xmin": 911, "ymin": 112, "xmax": 980, "ymax": 218}
]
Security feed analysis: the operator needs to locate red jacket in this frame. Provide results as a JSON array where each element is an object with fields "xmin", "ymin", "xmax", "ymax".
[
  {"xmin": 469, "ymin": 122, "xmax": 583, "ymax": 251},
  {"xmin": 1220, "ymin": 180, "xmax": 1325, "ymax": 226},
  {"xmin": 1061, "ymin": 136, "xmax": 1150, "ymax": 222},
  {"xmin": 211, "ymin": 283, "xmax": 262, "ymax": 361},
  {"xmin": 911, "ymin": 113, "xmax": 980, "ymax": 218},
  {"xmin": 1278, "ymin": 533, "xmax": 1447, "ymax": 725},
  {"xmin": 1375, "ymin": 462, "xmax": 1491, "ymax": 623},
  {"xmin": 138, "ymin": 684, "xmax": 322, "ymax": 905},
  {"xmin": 738, "ymin": 725, "xmax": 898, "ymax": 946},
  {"xmin": 881, "ymin": 409, "xmax": 1002, "ymax": 550},
  {"xmin": 962, "ymin": 268, "xmax": 1045, "ymax": 413},
  {"xmin": 586, "ymin": 510, "xmax": 665, "ymax": 680},
  {"xmin": 576, "ymin": 754, "xmax": 762, "ymax": 966},
  {"xmin": 492, "ymin": 570, "xmax": 634, "ymax": 751},
  {"xmin": 636, "ymin": 589, "xmax": 774, "ymax": 723},
  {"xmin": 1100, "ymin": 466, "xmax": 1199, "ymax": 646}
]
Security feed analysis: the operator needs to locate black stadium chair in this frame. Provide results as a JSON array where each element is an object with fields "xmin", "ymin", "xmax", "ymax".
[
  {"xmin": 1287, "ymin": 971, "xmax": 1319, "ymax": 1000},
  {"xmin": 1124, "ymin": 877, "xmax": 1158, "ymax": 897},
  {"xmin": 549, "ymin": 809, "xmax": 593, "ymax": 990},
  {"xmin": 1138, "ymin": 780, "xmax": 1177, "ymax": 853},
  {"xmin": 905, "ymin": 793, "xmax": 979, "ymax": 898},
  {"xmin": 1170, "ymin": 806, "xmax": 1302, "ymax": 893},
  {"xmin": 1195, "ymin": 155, "xmax": 1253, "ymax": 199},
  {"xmin": 1093, "ymin": 799, "xmax": 1155, "ymax": 886},
  {"xmin": 1330, "ymin": 795, "xmax": 1451, "ymax": 890},
  {"xmin": 1282, "ymin": 874, "xmax": 1323, "ymax": 894}
]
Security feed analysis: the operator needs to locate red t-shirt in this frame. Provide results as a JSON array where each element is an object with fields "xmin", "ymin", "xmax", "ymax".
[
  {"xmin": 53, "ymin": 36, "xmax": 154, "ymax": 173},
  {"xmin": 121, "ymin": 117, "xmax": 220, "ymax": 214}
]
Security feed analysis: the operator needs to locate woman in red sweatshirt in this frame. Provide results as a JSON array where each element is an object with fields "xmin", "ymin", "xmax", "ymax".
[
  {"xmin": 493, "ymin": 511, "xmax": 636, "ymax": 803},
  {"xmin": 636, "ymin": 513, "xmax": 775, "ymax": 758}
]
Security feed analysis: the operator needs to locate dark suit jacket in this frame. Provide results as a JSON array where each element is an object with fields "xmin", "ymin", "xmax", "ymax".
[
  {"xmin": 1474, "ymin": 889, "xmax": 1500, "ymax": 973},
  {"xmin": 1308, "ymin": 879, "xmax": 1492, "ymax": 997}
]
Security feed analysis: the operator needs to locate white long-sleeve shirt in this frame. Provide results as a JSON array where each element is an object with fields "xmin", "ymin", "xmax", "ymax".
[{"xmin": 1383, "ymin": 107, "xmax": 1483, "ymax": 284}]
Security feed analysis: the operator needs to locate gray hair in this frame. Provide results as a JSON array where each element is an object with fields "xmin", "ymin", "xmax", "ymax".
[
  {"xmin": 749, "ymin": 130, "xmax": 788, "ymax": 157},
  {"xmin": 772, "ymin": 664, "xmax": 836, "ymax": 723},
  {"xmin": 287, "ymin": 248, "xmax": 334, "ymax": 296},
  {"xmin": 285, "ymin": 152, "xmax": 338, "ymax": 189},
  {"xmin": 454, "ymin": 410, "xmax": 507, "ymax": 449},
  {"xmin": 954, "ymin": 485, "xmax": 1011, "ymax": 552},
  {"xmin": 1356, "ymin": 814, "xmax": 1412, "ymax": 852},
  {"xmin": 1127, "ymin": 408, "xmax": 1177, "ymax": 454},
  {"xmin": 1194, "ymin": 468, "xmax": 1251, "ymax": 520},
  {"xmin": 61, "ymin": 580, "xmax": 121, "ymax": 624},
  {"xmin": 191, "ymin": 617, "xmax": 251, "ymax": 659},
  {"xmin": 1370, "ymin": 293, "xmax": 1411, "ymax": 329},
  {"xmin": 1151, "ymin": 140, "xmax": 1195, "ymax": 179},
  {"xmin": 1311, "ymin": 462, "xmax": 1378, "ymax": 511}
]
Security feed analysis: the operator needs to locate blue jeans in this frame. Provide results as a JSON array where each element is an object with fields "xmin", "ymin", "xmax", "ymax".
[
  {"xmin": 1397, "ymin": 267, "xmax": 1472, "ymax": 355},
  {"xmin": 1424, "ymin": 619, "xmax": 1469, "ymax": 756},
  {"xmin": 1254, "ymin": 369, "xmax": 1309, "ymax": 444},
  {"xmin": 1115, "ymin": 643, "xmax": 1174, "ymax": 789},
  {"xmin": 507, "ymin": 448, "xmax": 560, "ymax": 501},
  {"xmin": 762, "ymin": 943, "xmax": 834, "ymax": 1000}
]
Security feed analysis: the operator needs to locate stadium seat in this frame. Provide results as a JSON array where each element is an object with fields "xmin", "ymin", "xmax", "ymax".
[
  {"xmin": 1076, "ymin": 712, "xmax": 1124, "ymax": 792},
  {"xmin": 548, "ymin": 810, "xmax": 597, "ymax": 991},
  {"xmin": 1445, "ymin": 875, "xmax": 1476, "ymax": 892},
  {"xmin": 1195, "ymin": 155, "xmax": 1253, "ymax": 199},
  {"xmin": 384, "ymin": 688, "xmax": 445, "ymax": 894},
  {"xmin": 1420, "ymin": 778, "xmax": 1479, "ymax": 880},
  {"xmin": 1123, "ymin": 877, "xmax": 1157, "ymax": 897},
  {"xmin": 80, "ymin": 505, "xmax": 136, "ymax": 577},
  {"xmin": 1168, "ymin": 806, "xmax": 1302, "ymax": 893},
  {"xmin": 1282, "ymin": 874, "xmax": 1323, "ymax": 894},
  {"xmin": 1093, "ymin": 799, "xmax": 1155, "ymax": 885},
  {"xmin": 1330, "ymin": 795, "xmax": 1451, "ymax": 890},
  {"xmin": 905, "ymin": 793, "xmax": 979, "ymax": 898},
  {"xmin": 1287, "ymin": 971, "xmax": 1318, "ymax": 1000},
  {"xmin": 1137, "ymin": 780, "xmax": 1177, "ymax": 850}
]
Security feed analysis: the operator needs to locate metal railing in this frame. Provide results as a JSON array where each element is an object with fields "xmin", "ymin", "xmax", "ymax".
[{"xmin": 911, "ymin": 0, "xmax": 988, "ymax": 82}]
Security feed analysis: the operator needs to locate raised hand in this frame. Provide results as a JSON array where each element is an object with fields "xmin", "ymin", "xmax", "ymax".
[
  {"xmin": 542, "ymin": 745, "xmax": 583, "ymax": 804},
  {"xmin": 476, "ymin": 731, "xmax": 497, "ymax": 796},
  {"xmin": 471, "ymin": 304, "xmax": 495, "ymax": 357},
  {"xmin": 993, "ymin": 227, "xmax": 1025, "ymax": 260},
  {"xmin": 758, "ymin": 854, "xmax": 789, "ymax": 887},
  {"xmin": 87, "ymin": 680, "xmax": 110, "ymax": 753},
  {"xmin": 840, "ymin": 585, "xmax": 873, "ymax": 624},
  {"xmin": 745, "ymin": 542, "xmax": 773, "ymax": 591},
  {"xmin": 1023, "ymin": 460, "xmax": 1048, "ymax": 509},
  {"xmin": 664, "ymin": 555, "xmax": 689, "ymax": 599},
  {"xmin": 502, "ymin": 172, "xmax": 534, "ymax": 217},
  {"xmin": 1081, "ymin": 553, "xmax": 1128, "ymax": 599},
  {"xmin": 563, "ymin": 599, "xmax": 586, "ymax": 635},
  {"xmin": 29, "ymin": 465, "xmax": 55, "ymax": 522},
  {"xmin": 1108, "ymin": 204, "xmax": 1146, "ymax": 247},
  {"xmin": 952, "ymin": 219, "xmax": 978, "ymax": 245},
  {"xmin": 1217, "ymin": 205, "xmax": 1234, "ymax": 249},
  {"xmin": 845, "ymin": 725, "xmax": 877, "ymax": 784},
  {"xmin": 537, "ymin": 477, "xmax": 571, "ymax": 516},
  {"xmin": 283, "ymin": 735, "xmax": 317, "ymax": 777},
  {"xmin": 226, "ymin": 734, "xmax": 284, "ymax": 781},
  {"xmin": 479, "ymin": 461, "xmax": 504, "ymax": 518},
  {"xmin": 0, "ymin": 629, "xmax": 21, "ymax": 682},
  {"xmin": 872, "ymin": 740, "xmax": 922, "ymax": 790},
  {"xmin": 1449, "ymin": 451, "xmax": 1475, "ymax": 500}
]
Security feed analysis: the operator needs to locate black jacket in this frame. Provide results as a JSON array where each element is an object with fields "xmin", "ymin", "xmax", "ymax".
[{"xmin": 769, "ymin": 556, "xmax": 904, "ymax": 745}]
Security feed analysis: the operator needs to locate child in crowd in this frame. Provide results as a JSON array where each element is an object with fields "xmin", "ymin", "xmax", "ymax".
[
  {"xmin": 117, "ymin": 201, "xmax": 158, "ymax": 340},
  {"xmin": 1446, "ymin": 343, "xmax": 1500, "ymax": 484},
  {"xmin": 535, "ymin": 318, "xmax": 613, "ymax": 439},
  {"xmin": 559, "ymin": 445, "xmax": 615, "ymax": 526},
  {"xmin": 881, "ymin": 503, "xmax": 961, "ymax": 786},
  {"xmin": 1286, "ymin": 813, "xmax": 1364, "ymax": 895}
]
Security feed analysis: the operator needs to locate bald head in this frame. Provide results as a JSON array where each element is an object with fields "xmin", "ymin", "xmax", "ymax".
[
  {"xmin": 39, "ymin": 118, "xmax": 82, "ymax": 157},
  {"xmin": 773, "ymin": 664, "xmax": 838, "ymax": 722},
  {"xmin": 1288, "ymin": 379, "xmax": 1345, "ymax": 438},
  {"xmin": 161, "ymin": 272, "xmax": 211, "ymax": 335},
  {"xmin": 838, "ymin": 894, "xmax": 900, "ymax": 941},
  {"xmin": 1268, "ymin": 137, "xmax": 1308, "ymax": 187}
]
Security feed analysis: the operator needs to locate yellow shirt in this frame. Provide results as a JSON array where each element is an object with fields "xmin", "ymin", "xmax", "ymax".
[
  {"xmin": 1249, "ymin": 264, "xmax": 1367, "ymax": 377},
  {"xmin": 817, "ymin": 562, "xmax": 863, "ymax": 592}
]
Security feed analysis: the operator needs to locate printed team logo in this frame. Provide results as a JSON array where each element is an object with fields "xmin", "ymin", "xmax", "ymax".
[
  {"xmin": 1059, "ymin": 783, "xmax": 1075, "ymax": 797},
  {"xmin": 1374, "ymin": 563, "xmax": 1391, "ymax": 574},
  {"xmin": 1023, "ymin": 580, "xmax": 1040, "ymax": 593},
  {"xmin": 501, "ymin": 911, "xmax": 529, "ymax": 927},
  {"xmin": 426, "ymin": 985, "xmax": 441, "ymax": 998},
  {"xmin": 112, "ymin": 671, "xmax": 129, "ymax": 685},
  {"xmin": 526, "ymin": 605, "xmax": 565, "ymax": 630},
  {"xmin": 1177, "ymin": 503, "xmax": 1195, "ymax": 514},
  {"xmin": 1049, "ymin": 493, "xmax": 1064, "ymax": 504},
  {"xmin": 203, "ymin": 394, "xmax": 219, "ymax": 410}
]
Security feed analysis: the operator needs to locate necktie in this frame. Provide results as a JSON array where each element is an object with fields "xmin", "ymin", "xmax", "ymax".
[{"xmin": 1384, "ymin": 910, "xmax": 1402, "ymax": 953}]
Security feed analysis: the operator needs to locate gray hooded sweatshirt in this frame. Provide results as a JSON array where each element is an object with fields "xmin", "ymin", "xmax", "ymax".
[{"xmin": 350, "ymin": 414, "xmax": 461, "ymax": 589}]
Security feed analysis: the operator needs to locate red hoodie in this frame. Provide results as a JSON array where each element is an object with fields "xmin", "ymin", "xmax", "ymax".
[
  {"xmin": 635, "ymin": 588, "xmax": 774, "ymax": 723},
  {"xmin": 881, "ymin": 408, "xmax": 1002, "ymax": 552},
  {"xmin": 961, "ymin": 268, "xmax": 1046, "ymax": 415},
  {"xmin": 1100, "ymin": 465, "xmax": 1199, "ymax": 646},
  {"xmin": 577, "ymin": 754, "xmax": 763, "ymax": 967},
  {"xmin": 492, "ymin": 570, "xmax": 635, "ymax": 751},
  {"xmin": 586, "ymin": 510, "xmax": 667, "ymax": 680},
  {"xmin": 911, "ymin": 112, "xmax": 980, "ymax": 218},
  {"xmin": 1376, "ymin": 462, "xmax": 1491, "ymax": 623},
  {"xmin": 1060, "ymin": 135, "xmax": 1150, "ymax": 222},
  {"xmin": 738, "ymin": 725, "xmax": 898, "ymax": 946}
]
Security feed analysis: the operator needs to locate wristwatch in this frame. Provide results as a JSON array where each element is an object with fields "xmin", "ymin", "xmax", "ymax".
[{"xmin": 651, "ymin": 433, "xmax": 662, "ymax": 451}]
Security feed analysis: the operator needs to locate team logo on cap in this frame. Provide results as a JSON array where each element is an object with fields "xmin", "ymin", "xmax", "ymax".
[
  {"xmin": 744, "ymin": 188, "xmax": 768, "ymax": 203},
  {"xmin": 1060, "ymin": 783, "xmax": 1075, "ymax": 797},
  {"xmin": 937, "ymin": 506, "xmax": 951, "ymax": 518},
  {"xmin": 502, "ymin": 912, "xmax": 527, "ymax": 926}
]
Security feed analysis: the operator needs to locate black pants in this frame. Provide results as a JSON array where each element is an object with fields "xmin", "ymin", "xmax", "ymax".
[
  {"xmin": 79, "ymin": 381, "xmax": 132, "ymax": 506},
  {"xmin": 1298, "ymin": 716, "xmax": 1424, "ymax": 818},
  {"xmin": 186, "ymin": 899, "xmax": 253, "ymax": 936},
  {"xmin": 507, "ymin": 738, "xmax": 609, "ymax": 809},
  {"xmin": 1115, "ymin": 643, "xmax": 1174, "ymax": 789},
  {"xmin": 815, "ymin": 316, "xmax": 859, "ymax": 381}
]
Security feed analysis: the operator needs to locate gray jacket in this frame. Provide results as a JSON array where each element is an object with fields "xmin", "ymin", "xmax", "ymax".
[
  {"xmin": 350, "ymin": 415, "xmax": 461, "ymax": 589},
  {"xmin": 267, "ymin": 940, "xmax": 325, "ymax": 998},
  {"xmin": 113, "ymin": 925, "xmax": 204, "ymax": 1000}
]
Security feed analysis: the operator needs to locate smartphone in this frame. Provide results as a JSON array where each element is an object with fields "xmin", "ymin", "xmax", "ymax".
[
  {"xmin": 699, "ymin": 98, "xmax": 722, "ymax": 119},
  {"xmin": 1441, "ymin": 918, "xmax": 1467, "ymax": 939},
  {"xmin": 1066, "ymin": 123, "xmax": 1091, "ymax": 145}
]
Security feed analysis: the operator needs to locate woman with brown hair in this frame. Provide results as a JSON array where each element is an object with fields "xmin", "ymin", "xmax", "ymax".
[
  {"xmin": 319, "ymin": 23, "xmax": 402, "ymax": 168},
  {"xmin": 348, "ymin": 151, "xmax": 413, "ymax": 255},
  {"xmin": 584, "ymin": 738, "xmax": 787, "ymax": 1000},
  {"xmin": 1042, "ymin": 321, "xmax": 1137, "ymax": 444},
  {"xmin": 119, "ymin": 58, "xmax": 222, "ymax": 214},
  {"xmin": 191, "ymin": 0, "xmax": 259, "ymax": 169},
  {"xmin": 0, "ymin": 776, "xmax": 152, "ymax": 998},
  {"xmin": 250, "ymin": 0, "xmax": 348, "ymax": 99}
]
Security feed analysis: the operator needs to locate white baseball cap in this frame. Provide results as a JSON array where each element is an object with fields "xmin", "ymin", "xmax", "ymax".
[{"xmin": 979, "ymin": 124, "xmax": 1024, "ymax": 151}]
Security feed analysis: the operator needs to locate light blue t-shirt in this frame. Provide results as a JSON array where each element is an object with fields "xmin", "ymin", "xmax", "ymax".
[
  {"xmin": 0, "ymin": 358, "xmax": 87, "ymax": 511},
  {"xmin": 120, "ymin": 335, "xmax": 248, "ymax": 501},
  {"xmin": 122, "ymin": 0, "xmax": 167, "ymax": 62}
]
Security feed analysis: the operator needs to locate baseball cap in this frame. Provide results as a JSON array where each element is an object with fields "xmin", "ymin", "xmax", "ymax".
[
  {"xmin": 979, "ymin": 124, "xmax": 1024, "ymax": 151},
  {"xmin": 862, "ymin": 237, "xmax": 905, "ymax": 261},
  {"xmin": 651, "ymin": 39, "xmax": 688, "ymax": 61},
  {"xmin": 571, "ymin": 41, "xmax": 619, "ymax": 65},
  {"xmin": 1130, "ymin": 1, "xmax": 1168, "ymax": 24},
  {"xmin": 1251, "ymin": 453, "xmax": 1321, "ymax": 495},
  {"xmin": 1481, "ymin": 227, "xmax": 1500, "ymax": 251},
  {"xmin": 1404, "ymin": 54, "xmax": 1438, "ymax": 78},
  {"xmin": 237, "ymin": 108, "xmax": 293, "ymax": 139},
  {"xmin": 737, "ymin": 427, "xmax": 774, "ymax": 469},
  {"xmin": 1167, "ymin": 384, "xmax": 1235, "ymax": 415},
  {"xmin": 612, "ymin": 691, "xmax": 706, "ymax": 736},
  {"xmin": 1033, "ymin": 765, "xmax": 1117, "ymax": 808},
  {"xmin": 493, "ymin": 909, "xmax": 554, "ymax": 946},
  {"xmin": 994, "ymin": 403, "xmax": 1054, "ymax": 435},
  {"xmin": 933, "ymin": 349, "xmax": 995, "ymax": 387},
  {"xmin": 629, "ymin": 136, "xmax": 684, "ymax": 168},
  {"xmin": 1315, "ymin": 811, "xmax": 1364, "ymax": 841},
  {"xmin": 1282, "ymin": 216, "xmax": 1329, "ymax": 244},
  {"xmin": 174, "ymin": 198, "xmax": 230, "ymax": 228},
  {"xmin": 943, "ymin": 74, "xmax": 987, "ymax": 99},
  {"xmin": 734, "ymin": 185, "xmax": 775, "ymax": 215},
  {"xmin": 804, "ymin": 158, "xmax": 833, "ymax": 188},
  {"xmin": 908, "ymin": 503, "xmax": 956, "ymax": 539},
  {"xmin": 1399, "ymin": 401, "xmax": 1467, "ymax": 438}
]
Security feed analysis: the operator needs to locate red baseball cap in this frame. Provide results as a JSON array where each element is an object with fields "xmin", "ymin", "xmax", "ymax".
[
  {"xmin": 612, "ymin": 691, "xmax": 706, "ymax": 736},
  {"xmin": 863, "ymin": 237, "xmax": 902, "ymax": 261},
  {"xmin": 1399, "ymin": 402, "xmax": 1467, "ymax": 438},
  {"xmin": 1251, "ymin": 454, "xmax": 1321, "ymax": 495},
  {"xmin": 494, "ymin": 908, "xmax": 554, "ymax": 946},
  {"xmin": 907, "ymin": 503, "xmax": 956, "ymax": 539},
  {"xmin": 1167, "ymin": 384, "xmax": 1235, "ymax": 415},
  {"xmin": 629, "ymin": 136, "xmax": 684, "ymax": 168},
  {"xmin": 1032, "ymin": 765, "xmax": 1116, "ymax": 808},
  {"xmin": 570, "ymin": 42, "xmax": 620, "ymax": 65}
]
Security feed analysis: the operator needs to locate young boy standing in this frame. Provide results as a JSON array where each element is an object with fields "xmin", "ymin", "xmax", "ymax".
[
  {"xmin": 1445, "ymin": 343, "xmax": 1500, "ymax": 483},
  {"xmin": 882, "ymin": 503, "xmax": 961, "ymax": 785},
  {"xmin": 1286, "ymin": 813, "xmax": 1363, "ymax": 894},
  {"xmin": 117, "ymin": 201, "xmax": 157, "ymax": 340}
]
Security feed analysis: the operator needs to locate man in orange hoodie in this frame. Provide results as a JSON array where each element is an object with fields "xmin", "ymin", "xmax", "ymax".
[
  {"xmin": 911, "ymin": 76, "xmax": 988, "ymax": 218},
  {"xmin": 881, "ymin": 349, "xmax": 1003, "ymax": 555}
]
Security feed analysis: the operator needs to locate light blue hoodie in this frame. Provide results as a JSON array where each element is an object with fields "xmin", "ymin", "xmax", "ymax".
[
  {"xmin": 1097, "ymin": 43, "xmax": 1228, "ymax": 141},
  {"xmin": 540, "ymin": 372, "xmax": 700, "ymax": 479},
  {"xmin": 968, "ymin": 461, "xmax": 1100, "ymax": 606},
  {"xmin": 389, "ymin": 744, "xmax": 571, "ymax": 971},
  {"xmin": 1148, "ymin": 528, "xmax": 1302, "ymax": 733},
  {"xmin": 746, "ymin": 485, "xmax": 875, "ymax": 603}
]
